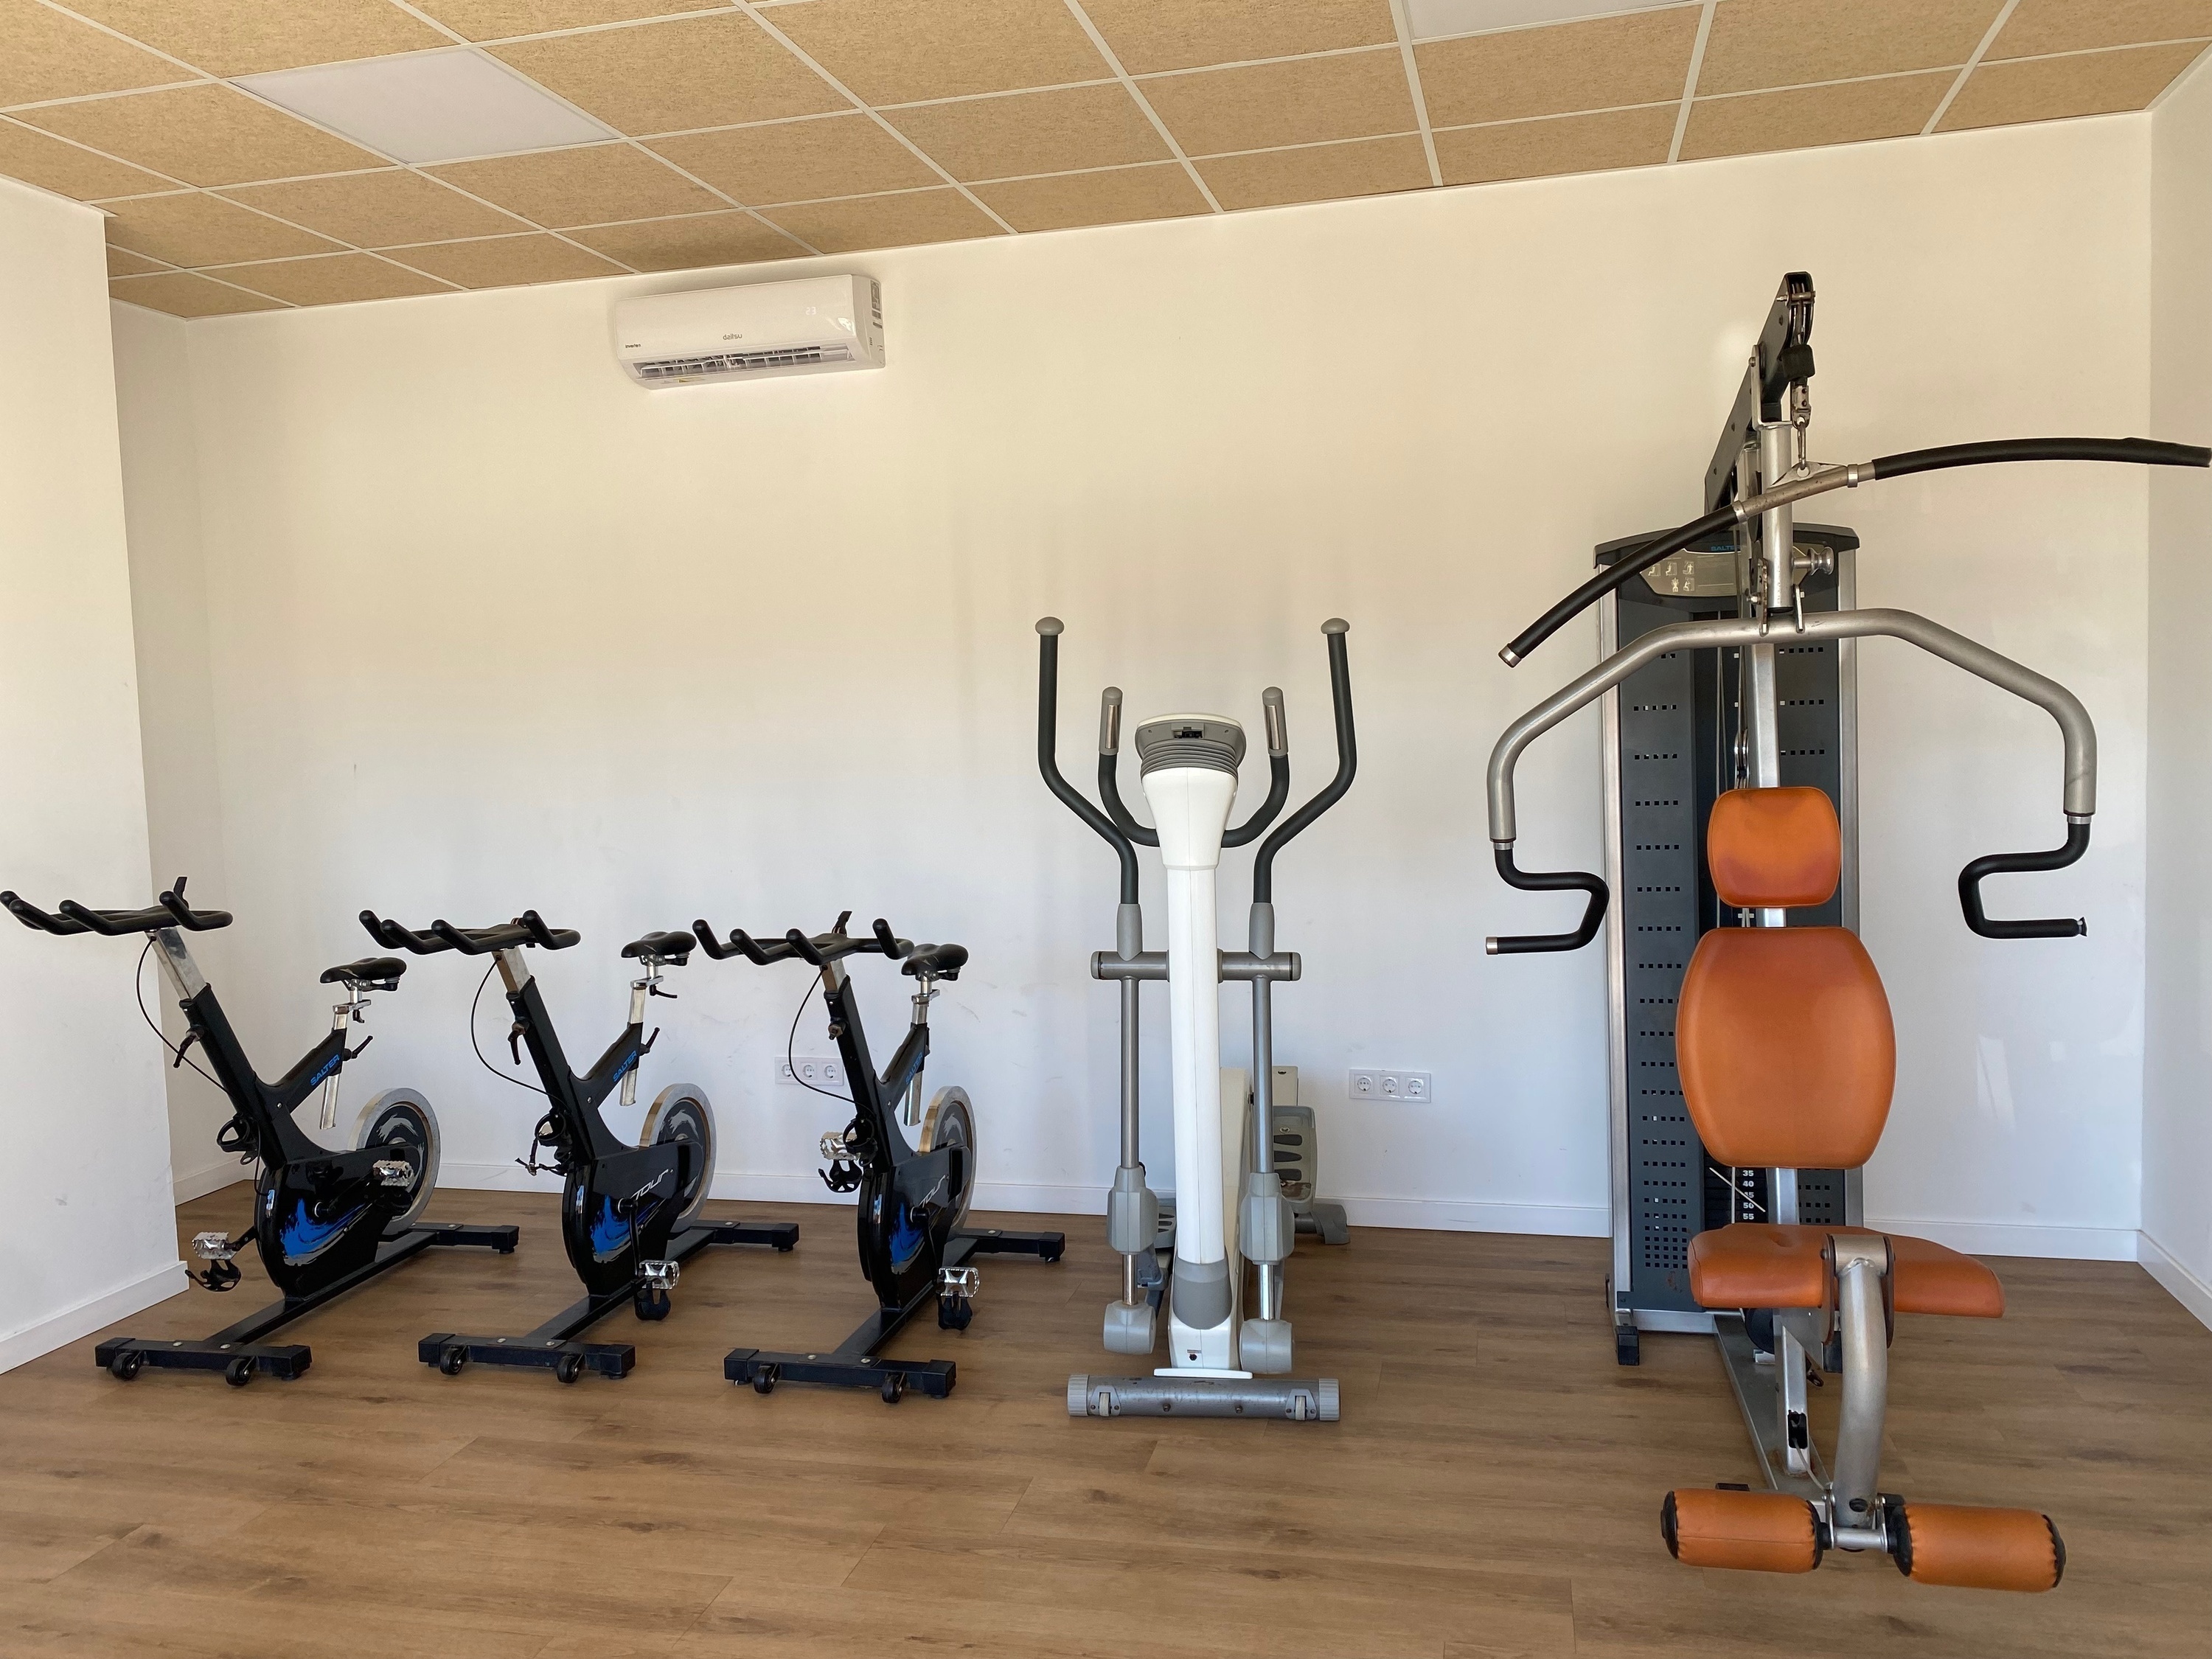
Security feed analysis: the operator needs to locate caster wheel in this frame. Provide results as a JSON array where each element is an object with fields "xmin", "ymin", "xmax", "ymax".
[
  {"xmin": 775, "ymin": 1241, "xmax": 796, "ymax": 1253},
  {"xmin": 554, "ymin": 1353, "xmax": 583, "ymax": 1385},
  {"xmin": 439, "ymin": 1345, "xmax": 467, "ymax": 1377},
  {"xmin": 752, "ymin": 1371, "xmax": 776, "ymax": 1395},
  {"xmin": 938, "ymin": 1296, "xmax": 973, "ymax": 1332},
  {"xmin": 108, "ymin": 1350, "xmax": 143, "ymax": 1381},
  {"xmin": 224, "ymin": 1357, "xmax": 254, "ymax": 1388},
  {"xmin": 880, "ymin": 1374, "xmax": 905, "ymax": 1405}
]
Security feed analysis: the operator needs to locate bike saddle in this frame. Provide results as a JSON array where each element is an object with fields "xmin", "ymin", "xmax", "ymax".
[
  {"xmin": 902, "ymin": 943, "xmax": 967, "ymax": 981},
  {"xmin": 320, "ymin": 956, "xmax": 406, "ymax": 987},
  {"xmin": 622, "ymin": 930, "xmax": 695, "ymax": 963}
]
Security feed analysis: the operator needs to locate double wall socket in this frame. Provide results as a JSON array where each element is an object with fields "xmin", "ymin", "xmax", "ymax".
[
  {"xmin": 777, "ymin": 1054, "xmax": 845, "ymax": 1091},
  {"xmin": 1349, "ymin": 1068, "xmax": 1431, "ymax": 1104}
]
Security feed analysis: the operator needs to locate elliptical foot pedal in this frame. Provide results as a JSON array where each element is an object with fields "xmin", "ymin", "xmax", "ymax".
[
  {"xmin": 1886, "ymin": 1500, "xmax": 2064, "ymax": 1592},
  {"xmin": 1660, "ymin": 1488, "xmax": 1826, "ymax": 1573}
]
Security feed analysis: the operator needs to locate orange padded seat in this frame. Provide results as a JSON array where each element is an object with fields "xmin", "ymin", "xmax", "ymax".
[{"xmin": 1688, "ymin": 1225, "xmax": 2005, "ymax": 1318}]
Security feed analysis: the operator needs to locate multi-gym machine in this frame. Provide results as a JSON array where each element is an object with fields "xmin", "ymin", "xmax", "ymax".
[
  {"xmin": 1037, "ymin": 617, "xmax": 1352, "ymax": 1422},
  {"xmin": 2, "ymin": 877, "xmax": 517, "ymax": 1383},
  {"xmin": 360, "ymin": 906, "xmax": 798, "ymax": 1381},
  {"xmin": 1484, "ymin": 272, "xmax": 2209, "ymax": 1587}
]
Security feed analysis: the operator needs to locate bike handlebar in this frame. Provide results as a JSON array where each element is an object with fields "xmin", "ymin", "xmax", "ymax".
[
  {"xmin": 1499, "ymin": 437, "xmax": 2211, "ymax": 667},
  {"xmin": 1, "ymin": 875, "xmax": 231, "ymax": 937},
  {"xmin": 691, "ymin": 909, "xmax": 914, "ymax": 967},
  {"xmin": 359, "ymin": 908, "xmax": 580, "ymax": 955}
]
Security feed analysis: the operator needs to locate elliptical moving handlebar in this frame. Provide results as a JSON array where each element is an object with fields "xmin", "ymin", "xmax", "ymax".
[
  {"xmin": 1498, "ymin": 437, "xmax": 2211, "ymax": 668},
  {"xmin": 1035, "ymin": 616, "xmax": 1355, "ymax": 893}
]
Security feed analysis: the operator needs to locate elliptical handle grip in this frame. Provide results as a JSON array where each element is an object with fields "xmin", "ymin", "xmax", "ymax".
[
  {"xmin": 1959, "ymin": 820, "xmax": 2091, "ymax": 940},
  {"xmin": 1486, "ymin": 846, "xmax": 1609, "ymax": 954},
  {"xmin": 1037, "ymin": 618, "xmax": 1141, "ymax": 902},
  {"xmin": 1251, "ymin": 620, "xmax": 1354, "ymax": 902}
]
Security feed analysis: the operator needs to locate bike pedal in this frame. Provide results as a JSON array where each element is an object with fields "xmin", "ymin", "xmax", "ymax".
[
  {"xmin": 639, "ymin": 1258, "xmax": 681, "ymax": 1291},
  {"xmin": 938, "ymin": 1265, "xmax": 979, "ymax": 1298},
  {"xmin": 371, "ymin": 1159, "xmax": 413, "ymax": 1188},
  {"xmin": 190, "ymin": 1231, "xmax": 236, "ymax": 1262}
]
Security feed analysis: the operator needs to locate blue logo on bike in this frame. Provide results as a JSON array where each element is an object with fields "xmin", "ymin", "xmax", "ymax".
[
  {"xmin": 279, "ymin": 1200, "xmax": 364, "ymax": 1264},
  {"xmin": 588, "ymin": 1197, "xmax": 634, "ymax": 1261}
]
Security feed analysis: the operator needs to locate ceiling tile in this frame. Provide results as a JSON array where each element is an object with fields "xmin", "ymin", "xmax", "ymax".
[
  {"xmin": 0, "ymin": 117, "xmax": 176, "ymax": 201},
  {"xmin": 1435, "ymin": 103, "xmax": 1676, "ymax": 185},
  {"xmin": 566, "ymin": 209, "xmax": 807, "ymax": 270},
  {"xmin": 761, "ymin": 186, "xmax": 1005, "ymax": 252},
  {"xmin": 1697, "ymin": 0, "xmax": 2003, "ymax": 95},
  {"xmin": 1680, "ymin": 70, "xmax": 1952, "ymax": 159},
  {"xmin": 1938, "ymin": 40, "xmax": 2209, "ymax": 128},
  {"xmin": 885, "ymin": 84, "xmax": 1166, "ymax": 182},
  {"xmin": 973, "ymin": 160, "xmax": 1211, "ymax": 230},
  {"xmin": 1141, "ymin": 47, "xmax": 1417, "ymax": 156},
  {"xmin": 63, "ymin": 0, "xmax": 448, "ymax": 80},
  {"xmin": 221, "ymin": 169, "xmax": 528, "ymax": 246},
  {"xmin": 768, "ymin": 0, "xmax": 1108, "ymax": 105},
  {"xmin": 102, "ymin": 189, "xmax": 343, "ymax": 265},
  {"xmin": 491, "ymin": 13, "xmax": 844, "ymax": 136},
  {"xmin": 647, "ymin": 114, "xmax": 938, "ymax": 206},
  {"xmin": 1416, "ymin": 10, "xmax": 1699, "ymax": 125},
  {"xmin": 110, "ymin": 270, "xmax": 286, "ymax": 316},
  {"xmin": 1194, "ymin": 131, "xmax": 1430, "ymax": 209},
  {"xmin": 1080, "ymin": 0, "xmax": 1398, "ymax": 74},
  {"xmin": 0, "ymin": 0, "xmax": 187, "ymax": 107},
  {"xmin": 209, "ymin": 251, "xmax": 454, "ymax": 305},
  {"xmin": 106, "ymin": 245, "xmax": 169, "ymax": 276},
  {"xmin": 431, "ymin": 142, "xmax": 724, "ymax": 228},
  {"xmin": 1991, "ymin": 0, "xmax": 2212, "ymax": 60},
  {"xmin": 20, "ymin": 84, "xmax": 386, "ymax": 187},
  {"xmin": 414, "ymin": 0, "xmax": 734, "ymax": 41},
  {"xmin": 381, "ymin": 231, "xmax": 624, "ymax": 286}
]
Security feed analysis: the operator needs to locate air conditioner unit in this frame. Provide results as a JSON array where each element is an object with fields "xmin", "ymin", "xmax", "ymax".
[{"xmin": 613, "ymin": 274, "xmax": 884, "ymax": 387}]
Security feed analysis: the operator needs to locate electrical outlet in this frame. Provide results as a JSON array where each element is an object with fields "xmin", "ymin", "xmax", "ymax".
[
  {"xmin": 1349, "ymin": 1068, "xmax": 1432, "ymax": 1104},
  {"xmin": 777, "ymin": 1054, "xmax": 844, "ymax": 1091}
]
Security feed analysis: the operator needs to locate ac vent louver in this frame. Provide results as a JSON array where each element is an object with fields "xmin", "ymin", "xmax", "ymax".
[{"xmin": 636, "ymin": 344, "xmax": 855, "ymax": 381}]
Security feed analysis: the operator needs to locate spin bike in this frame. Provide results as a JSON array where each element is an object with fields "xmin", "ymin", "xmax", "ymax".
[
  {"xmin": 1485, "ymin": 271, "xmax": 2209, "ymax": 1589},
  {"xmin": 360, "ymin": 906, "xmax": 797, "ymax": 1381},
  {"xmin": 692, "ymin": 912, "xmax": 1063, "ymax": 1403},
  {"xmin": 1037, "ymin": 618, "xmax": 1353, "ymax": 1422},
  {"xmin": 2, "ymin": 877, "xmax": 516, "ymax": 1384}
]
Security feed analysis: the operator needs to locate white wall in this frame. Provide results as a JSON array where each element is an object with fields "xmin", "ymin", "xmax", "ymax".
[
  {"xmin": 117, "ymin": 116, "xmax": 2155, "ymax": 1257},
  {"xmin": 2144, "ymin": 63, "xmax": 2212, "ymax": 1326},
  {"xmin": 0, "ymin": 177, "xmax": 181, "ymax": 1370},
  {"xmin": 109, "ymin": 303, "xmax": 240, "ymax": 1200}
]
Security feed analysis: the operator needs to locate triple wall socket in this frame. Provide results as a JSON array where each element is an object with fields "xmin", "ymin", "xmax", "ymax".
[
  {"xmin": 1349, "ymin": 1068, "xmax": 1431, "ymax": 1104},
  {"xmin": 777, "ymin": 1054, "xmax": 844, "ymax": 1090}
]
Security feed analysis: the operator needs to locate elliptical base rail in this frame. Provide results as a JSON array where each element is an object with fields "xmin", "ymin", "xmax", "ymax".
[{"xmin": 1068, "ymin": 1371, "xmax": 1340, "ymax": 1421}]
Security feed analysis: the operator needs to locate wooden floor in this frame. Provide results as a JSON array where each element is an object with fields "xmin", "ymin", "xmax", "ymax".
[{"xmin": 1, "ymin": 1186, "xmax": 2206, "ymax": 1658}]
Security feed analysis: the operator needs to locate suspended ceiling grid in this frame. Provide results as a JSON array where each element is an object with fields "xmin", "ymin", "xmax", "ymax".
[{"xmin": 1, "ymin": 0, "xmax": 2205, "ymax": 319}]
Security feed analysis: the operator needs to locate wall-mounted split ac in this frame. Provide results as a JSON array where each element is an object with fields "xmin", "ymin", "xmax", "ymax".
[{"xmin": 613, "ymin": 274, "xmax": 885, "ymax": 387}]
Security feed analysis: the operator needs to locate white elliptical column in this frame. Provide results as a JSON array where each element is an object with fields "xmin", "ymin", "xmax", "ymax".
[{"xmin": 1138, "ymin": 720, "xmax": 1242, "ymax": 1371}]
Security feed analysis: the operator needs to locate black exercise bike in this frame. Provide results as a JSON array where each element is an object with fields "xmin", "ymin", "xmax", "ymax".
[
  {"xmin": 1, "ymin": 877, "xmax": 517, "ymax": 1385},
  {"xmin": 692, "ymin": 912, "xmax": 1063, "ymax": 1402},
  {"xmin": 360, "ymin": 905, "xmax": 796, "ymax": 1381}
]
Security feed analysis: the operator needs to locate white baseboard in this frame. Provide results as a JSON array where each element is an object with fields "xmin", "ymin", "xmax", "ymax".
[
  {"xmin": 1336, "ymin": 1197, "xmax": 1611, "ymax": 1237},
  {"xmin": 2138, "ymin": 1230, "xmax": 2212, "ymax": 1332},
  {"xmin": 0, "ymin": 1262, "xmax": 189, "ymax": 1374},
  {"xmin": 173, "ymin": 1162, "xmax": 245, "ymax": 1203},
  {"xmin": 1863, "ymin": 1217, "xmax": 2140, "ymax": 1260}
]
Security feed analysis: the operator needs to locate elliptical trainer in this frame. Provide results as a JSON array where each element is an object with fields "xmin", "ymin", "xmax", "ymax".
[
  {"xmin": 2, "ymin": 877, "xmax": 517, "ymax": 1384},
  {"xmin": 1037, "ymin": 618, "xmax": 1353, "ymax": 1422},
  {"xmin": 360, "ymin": 906, "xmax": 797, "ymax": 1382},
  {"xmin": 692, "ymin": 913, "xmax": 1063, "ymax": 1404}
]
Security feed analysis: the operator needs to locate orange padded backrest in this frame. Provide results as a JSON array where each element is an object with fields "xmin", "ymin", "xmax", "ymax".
[
  {"xmin": 1677, "ymin": 926, "xmax": 1896, "ymax": 1169},
  {"xmin": 1707, "ymin": 787, "xmax": 1840, "ymax": 909}
]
